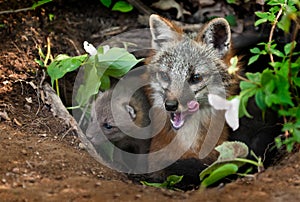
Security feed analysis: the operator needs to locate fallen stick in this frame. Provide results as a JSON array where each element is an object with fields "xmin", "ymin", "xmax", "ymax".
[{"xmin": 42, "ymin": 83, "xmax": 104, "ymax": 164}]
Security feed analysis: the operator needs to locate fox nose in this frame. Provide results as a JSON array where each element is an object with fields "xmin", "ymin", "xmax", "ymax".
[{"xmin": 165, "ymin": 99, "xmax": 179, "ymax": 111}]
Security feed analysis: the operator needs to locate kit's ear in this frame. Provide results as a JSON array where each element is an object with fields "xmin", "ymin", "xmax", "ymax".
[
  {"xmin": 149, "ymin": 14, "xmax": 183, "ymax": 50},
  {"xmin": 125, "ymin": 104, "xmax": 136, "ymax": 120},
  {"xmin": 197, "ymin": 18, "xmax": 231, "ymax": 57}
]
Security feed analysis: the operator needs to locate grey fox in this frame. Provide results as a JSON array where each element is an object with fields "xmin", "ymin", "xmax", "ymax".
[
  {"xmin": 145, "ymin": 14, "xmax": 238, "ymax": 183},
  {"xmin": 86, "ymin": 82, "xmax": 152, "ymax": 171}
]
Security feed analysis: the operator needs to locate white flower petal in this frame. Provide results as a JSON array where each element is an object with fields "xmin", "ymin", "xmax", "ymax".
[
  {"xmin": 208, "ymin": 94, "xmax": 240, "ymax": 131},
  {"xmin": 102, "ymin": 45, "xmax": 110, "ymax": 54},
  {"xmin": 208, "ymin": 94, "xmax": 231, "ymax": 110},
  {"xmin": 83, "ymin": 41, "xmax": 97, "ymax": 56},
  {"xmin": 225, "ymin": 98, "xmax": 240, "ymax": 131}
]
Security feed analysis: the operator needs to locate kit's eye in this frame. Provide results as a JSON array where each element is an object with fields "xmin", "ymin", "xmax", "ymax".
[
  {"xmin": 189, "ymin": 73, "xmax": 203, "ymax": 84},
  {"xmin": 159, "ymin": 71, "xmax": 170, "ymax": 82},
  {"xmin": 103, "ymin": 123, "xmax": 113, "ymax": 130}
]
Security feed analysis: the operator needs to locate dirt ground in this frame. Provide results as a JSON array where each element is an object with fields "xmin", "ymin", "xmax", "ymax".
[{"xmin": 1, "ymin": 0, "xmax": 300, "ymax": 201}]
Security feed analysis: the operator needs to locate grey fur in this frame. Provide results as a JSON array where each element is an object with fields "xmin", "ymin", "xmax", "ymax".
[{"xmin": 86, "ymin": 87, "xmax": 152, "ymax": 171}]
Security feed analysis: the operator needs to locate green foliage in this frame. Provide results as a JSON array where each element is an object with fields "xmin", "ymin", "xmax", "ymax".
[
  {"xmin": 112, "ymin": 1, "xmax": 133, "ymax": 12},
  {"xmin": 141, "ymin": 175, "xmax": 183, "ymax": 190},
  {"xmin": 99, "ymin": 0, "xmax": 133, "ymax": 12},
  {"xmin": 32, "ymin": 0, "xmax": 53, "ymax": 9},
  {"xmin": 200, "ymin": 142, "xmax": 246, "ymax": 188},
  {"xmin": 36, "ymin": 39, "xmax": 141, "ymax": 107},
  {"xmin": 100, "ymin": 0, "xmax": 112, "ymax": 8},
  {"xmin": 48, "ymin": 13, "xmax": 55, "ymax": 21},
  {"xmin": 47, "ymin": 54, "xmax": 88, "ymax": 87},
  {"xmin": 75, "ymin": 47, "xmax": 142, "ymax": 107},
  {"xmin": 200, "ymin": 163, "xmax": 238, "ymax": 188},
  {"xmin": 239, "ymin": 0, "xmax": 300, "ymax": 151},
  {"xmin": 199, "ymin": 142, "xmax": 263, "ymax": 189},
  {"xmin": 226, "ymin": 0, "xmax": 238, "ymax": 4},
  {"xmin": 255, "ymin": 0, "xmax": 298, "ymax": 32},
  {"xmin": 225, "ymin": 14, "xmax": 237, "ymax": 26}
]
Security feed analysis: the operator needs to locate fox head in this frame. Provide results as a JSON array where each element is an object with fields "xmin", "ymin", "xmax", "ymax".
[
  {"xmin": 86, "ymin": 89, "xmax": 138, "ymax": 145},
  {"xmin": 148, "ymin": 14, "xmax": 235, "ymax": 130}
]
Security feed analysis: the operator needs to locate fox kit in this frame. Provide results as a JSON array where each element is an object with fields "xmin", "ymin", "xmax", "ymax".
[
  {"xmin": 86, "ymin": 84, "xmax": 152, "ymax": 171},
  {"xmin": 146, "ymin": 14, "xmax": 238, "ymax": 184}
]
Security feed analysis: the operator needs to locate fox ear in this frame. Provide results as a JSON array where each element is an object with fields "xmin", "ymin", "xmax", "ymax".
[
  {"xmin": 197, "ymin": 18, "xmax": 231, "ymax": 57},
  {"xmin": 149, "ymin": 14, "xmax": 182, "ymax": 50},
  {"xmin": 125, "ymin": 104, "xmax": 136, "ymax": 120}
]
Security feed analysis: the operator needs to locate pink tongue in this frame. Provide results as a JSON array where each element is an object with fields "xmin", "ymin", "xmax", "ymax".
[{"xmin": 187, "ymin": 101, "xmax": 199, "ymax": 113}]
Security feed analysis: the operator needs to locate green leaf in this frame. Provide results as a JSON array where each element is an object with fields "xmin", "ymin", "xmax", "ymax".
[
  {"xmin": 215, "ymin": 141, "xmax": 249, "ymax": 161},
  {"xmin": 200, "ymin": 141, "xmax": 248, "ymax": 180},
  {"xmin": 98, "ymin": 47, "xmax": 142, "ymax": 78},
  {"xmin": 100, "ymin": 0, "xmax": 112, "ymax": 8},
  {"xmin": 141, "ymin": 175, "xmax": 183, "ymax": 189},
  {"xmin": 239, "ymin": 78, "xmax": 259, "ymax": 118},
  {"xmin": 293, "ymin": 77, "xmax": 300, "ymax": 87},
  {"xmin": 267, "ymin": 1, "xmax": 282, "ymax": 6},
  {"xmin": 34, "ymin": 59, "xmax": 45, "ymax": 67},
  {"xmin": 240, "ymin": 81, "xmax": 257, "ymax": 91},
  {"xmin": 255, "ymin": 89, "xmax": 267, "ymax": 110},
  {"xmin": 270, "ymin": 61, "xmax": 283, "ymax": 69},
  {"xmin": 279, "ymin": 107, "xmax": 298, "ymax": 117},
  {"xmin": 265, "ymin": 93, "xmax": 277, "ymax": 107},
  {"xmin": 75, "ymin": 47, "xmax": 141, "ymax": 107},
  {"xmin": 255, "ymin": 18, "xmax": 268, "ymax": 26},
  {"xmin": 225, "ymin": 15, "xmax": 237, "ymax": 26},
  {"xmin": 270, "ymin": 48, "xmax": 285, "ymax": 58},
  {"xmin": 75, "ymin": 62, "xmax": 101, "ymax": 106},
  {"xmin": 284, "ymin": 41, "xmax": 296, "ymax": 56},
  {"xmin": 250, "ymin": 47, "xmax": 261, "ymax": 54},
  {"xmin": 32, "ymin": 0, "xmax": 52, "ymax": 9},
  {"xmin": 261, "ymin": 69, "xmax": 274, "ymax": 86},
  {"xmin": 278, "ymin": 14, "xmax": 291, "ymax": 33},
  {"xmin": 48, "ymin": 13, "xmax": 55, "ymax": 21},
  {"xmin": 255, "ymin": 11, "xmax": 269, "ymax": 19},
  {"xmin": 200, "ymin": 163, "xmax": 238, "ymax": 188},
  {"xmin": 141, "ymin": 181, "xmax": 165, "ymax": 188},
  {"xmin": 226, "ymin": 0, "xmax": 237, "ymax": 4},
  {"xmin": 112, "ymin": 1, "xmax": 133, "ymax": 12},
  {"xmin": 246, "ymin": 72, "xmax": 261, "ymax": 83},
  {"xmin": 276, "ymin": 75, "xmax": 294, "ymax": 106},
  {"xmin": 165, "ymin": 175, "xmax": 183, "ymax": 187},
  {"xmin": 47, "ymin": 54, "xmax": 87, "ymax": 86},
  {"xmin": 239, "ymin": 95, "xmax": 252, "ymax": 118},
  {"xmin": 248, "ymin": 55, "xmax": 260, "ymax": 65},
  {"xmin": 100, "ymin": 74, "xmax": 111, "ymax": 90}
]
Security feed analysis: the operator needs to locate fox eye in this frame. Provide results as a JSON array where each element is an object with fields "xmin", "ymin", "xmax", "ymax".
[
  {"xmin": 103, "ymin": 123, "xmax": 113, "ymax": 130},
  {"xmin": 190, "ymin": 73, "xmax": 203, "ymax": 84},
  {"xmin": 159, "ymin": 71, "xmax": 170, "ymax": 82}
]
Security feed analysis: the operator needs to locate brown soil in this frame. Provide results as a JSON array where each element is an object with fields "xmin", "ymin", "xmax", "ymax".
[{"xmin": 0, "ymin": 1, "xmax": 300, "ymax": 201}]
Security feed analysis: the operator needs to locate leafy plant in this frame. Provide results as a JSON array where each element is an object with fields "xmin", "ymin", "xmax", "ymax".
[
  {"xmin": 0, "ymin": 0, "xmax": 53, "ymax": 15},
  {"xmin": 200, "ymin": 163, "xmax": 238, "ymax": 189},
  {"xmin": 237, "ymin": 0, "xmax": 300, "ymax": 151},
  {"xmin": 32, "ymin": 0, "xmax": 53, "ymax": 10},
  {"xmin": 47, "ymin": 54, "xmax": 88, "ymax": 87},
  {"xmin": 48, "ymin": 13, "xmax": 55, "ymax": 21},
  {"xmin": 75, "ymin": 45, "xmax": 142, "ymax": 107},
  {"xmin": 100, "ymin": 0, "xmax": 133, "ymax": 12},
  {"xmin": 35, "ymin": 38, "xmax": 141, "ymax": 105},
  {"xmin": 199, "ymin": 141, "xmax": 263, "ymax": 189},
  {"xmin": 141, "ymin": 175, "xmax": 183, "ymax": 190},
  {"xmin": 35, "ymin": 37, "xmax": 86, "ymax": 96}
]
